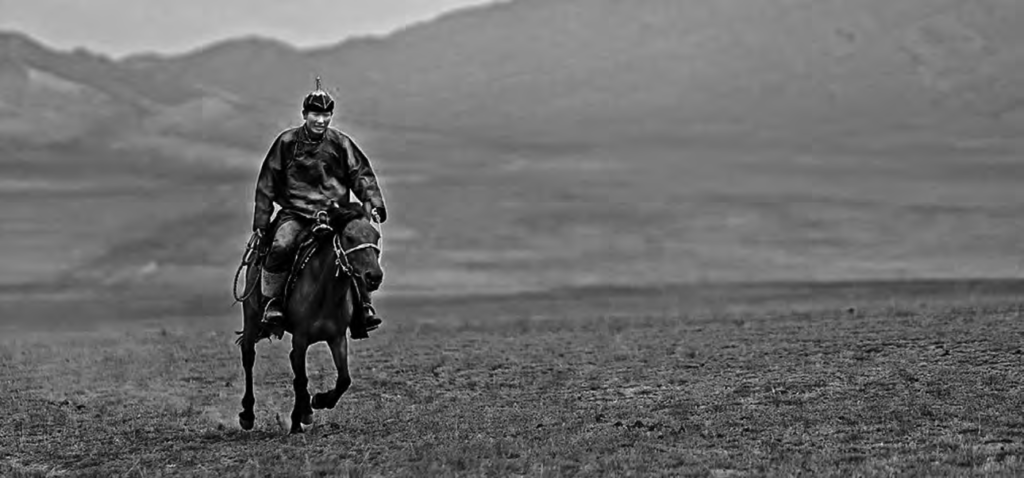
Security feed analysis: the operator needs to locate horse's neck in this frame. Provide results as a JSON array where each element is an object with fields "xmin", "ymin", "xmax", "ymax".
[{"xmin": 296, "ymin": 238, "xmax": 354, "ymax": 314}]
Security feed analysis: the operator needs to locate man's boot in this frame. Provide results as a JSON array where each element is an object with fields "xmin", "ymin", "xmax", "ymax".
[
  {"xmin": 350, "ymin": 293, "xmax": 383, "ymax": 340},
  {"xmin": 363, "ymin": 301, "xmax": 383, "ymax": 332},
  {"xmin": 261, "ymin": 269, "xmax": 289, "ymax": 334}
]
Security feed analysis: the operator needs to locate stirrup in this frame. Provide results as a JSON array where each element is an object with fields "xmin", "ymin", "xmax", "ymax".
[
  {"xmin": 363, "ymin": 303, "xmax": 382, "ymax": 329},
  {"xmin": 259, "ymin": 298, "xmax": 286, "ymax": 340},
  {"xmin": 262, "ymin": 298, "xmax": 283, "ymax": 322},
  {"xmin": 350, "ymin": 304, "xmax": 381, "ymax": 340}
]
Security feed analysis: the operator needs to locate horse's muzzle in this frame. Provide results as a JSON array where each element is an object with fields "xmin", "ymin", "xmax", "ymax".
[{"xmin": 364, "ymin": 270, "xmax": 383, "ymax": 291}]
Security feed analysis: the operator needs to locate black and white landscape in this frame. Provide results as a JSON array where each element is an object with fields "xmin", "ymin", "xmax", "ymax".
[{"xmin": 3, "ymin": 0, "xmax": 1024, "ymax": 475}]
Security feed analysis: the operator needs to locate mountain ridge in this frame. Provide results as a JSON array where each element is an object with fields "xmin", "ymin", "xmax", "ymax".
[
  {"xmin": 6, "ymin": 1, "xmax": 1024, "ymax": 149},
  {"xmin": 119, "ymin": 0, "xmax": 1024, "ymax": 147}
]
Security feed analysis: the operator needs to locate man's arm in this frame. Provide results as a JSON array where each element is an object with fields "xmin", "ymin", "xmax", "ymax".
[
  {"xmin": 343, "ymin": 137, "xmax": 387, "ymax": 222},
  {"xmin": 253, "ymin": 134, "xmax": 285, "ymax": 231}
]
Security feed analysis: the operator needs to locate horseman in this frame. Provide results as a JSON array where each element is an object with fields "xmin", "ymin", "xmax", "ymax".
[{"xmin": 253, "ymin": 77, "xmax": 388, "ymax": 336}]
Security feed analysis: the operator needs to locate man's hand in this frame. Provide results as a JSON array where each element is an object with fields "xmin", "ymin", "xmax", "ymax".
[
  {"xmin": 254, "ymin": 227, "xmax": 268, "ymax": 249},
  {"xmin": 364, "ymin": 203, "xmax": 387, "ymax": 223}
]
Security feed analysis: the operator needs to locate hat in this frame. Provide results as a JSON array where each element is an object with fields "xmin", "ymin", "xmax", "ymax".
[{"xmin": 302, "ymin": 76, "xmax": 335, "ymax": 113}]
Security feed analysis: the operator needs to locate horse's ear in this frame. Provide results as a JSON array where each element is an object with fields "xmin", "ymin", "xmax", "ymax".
[{"xmin": 328, "ymin": 202, "xmax": 364, "ymax": 230}]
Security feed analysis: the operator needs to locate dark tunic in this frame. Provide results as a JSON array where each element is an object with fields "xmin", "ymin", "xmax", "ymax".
[{"xmin": 253, "ymin": 125, "xmax": 386, "ymax": 232}]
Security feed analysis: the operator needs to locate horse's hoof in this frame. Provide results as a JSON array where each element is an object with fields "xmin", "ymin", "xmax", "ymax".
[
  {"xmin": 239, "ymin": 414, "xmax": 255, "ymax": 431},
  {"xmin": 301, "ymin": 413, "xmax": 314, "ymax": 426},
  {"xmin": 311, "ymin": 393, "xmax": 328, "ymax": 410},
  {"xmin": 290, "ymin": 424, "xmax": 305, "ymax": 434}
]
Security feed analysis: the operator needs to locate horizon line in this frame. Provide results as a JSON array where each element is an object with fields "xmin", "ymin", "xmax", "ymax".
[{"xmin": 0, "ymin": 0, "xmax": 510, "ymax": 60}]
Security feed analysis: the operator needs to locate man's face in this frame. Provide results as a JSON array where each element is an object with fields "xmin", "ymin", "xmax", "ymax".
[{"xmin": 304, "ymin": 111, "xmax": 332, "ymax": 135}]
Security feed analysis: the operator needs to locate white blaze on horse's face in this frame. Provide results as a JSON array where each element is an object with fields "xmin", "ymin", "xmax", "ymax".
[{"xmin": 304, "ymin": 111, "xmax": 332, "ymax": 135}]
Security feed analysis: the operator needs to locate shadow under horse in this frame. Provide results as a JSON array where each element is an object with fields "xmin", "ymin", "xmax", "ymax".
[{"xmin": 236, "ymin": 202, "xmax": 383, "ymax": 433}]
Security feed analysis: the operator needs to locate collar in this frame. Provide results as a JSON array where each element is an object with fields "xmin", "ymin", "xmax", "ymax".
[{"xmin": 299, "ymin": 124, "xmax": 326, "ymax": 143}]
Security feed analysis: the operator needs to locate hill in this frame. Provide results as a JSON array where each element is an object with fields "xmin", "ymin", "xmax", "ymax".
[
  {"xmin": 5, "ymin": 0, "xmax": 1024, "ymax": 314},
  {"xmin": 0, "ymin": 31, "xmax": 281, "ymax": 149},
  {"xmin": 133, "ymin": 0, "xmax": 1024, "ymax": 146}
]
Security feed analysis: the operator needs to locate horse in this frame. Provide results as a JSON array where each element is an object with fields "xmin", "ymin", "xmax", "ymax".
[{"xmin": 235, "ymin": 201, "xmax": 383, "ymax": 433}]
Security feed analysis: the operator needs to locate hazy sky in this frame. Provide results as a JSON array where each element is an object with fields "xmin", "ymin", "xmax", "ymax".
[{"xmin": 0, "ymin": 0, "xmax": 497, "ymax": 57}]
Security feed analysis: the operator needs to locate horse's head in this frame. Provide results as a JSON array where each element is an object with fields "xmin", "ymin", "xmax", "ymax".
[{"xmin": 325, "ymin": 202, "xmax": 384, "ymax": 291}]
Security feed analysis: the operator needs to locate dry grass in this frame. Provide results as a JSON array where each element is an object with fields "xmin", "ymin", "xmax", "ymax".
[{"xmin": 2, "ymin": 284, "xmax": 1024, "ymax": 476}]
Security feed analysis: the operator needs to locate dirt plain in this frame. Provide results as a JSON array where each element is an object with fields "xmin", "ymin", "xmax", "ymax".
[{"xmin": 2, "ymin": 280, "xmax": 1024, "ymax": 477}]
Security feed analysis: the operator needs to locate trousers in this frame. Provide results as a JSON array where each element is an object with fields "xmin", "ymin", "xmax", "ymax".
[{"xmin": 264, "ymin": 210, "xmax": 310, "ymax": 274}]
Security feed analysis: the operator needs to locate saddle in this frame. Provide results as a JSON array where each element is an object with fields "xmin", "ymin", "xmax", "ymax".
[{"xmin": 258, "ymin": 215, "xmax": 369, "ymax": 338}]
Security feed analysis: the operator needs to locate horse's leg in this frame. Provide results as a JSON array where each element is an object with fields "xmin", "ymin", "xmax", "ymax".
[
  {"xmin": 238, "ymin": 333, "xmax": 257, "ymax": 430},
  {"xmin": 238, "ymin": 300, "xmax": 259, "ymax": 430},
  {"xmin": 289, "ymin": 338, "xmax": 314, "ymax": 433},
  {"xmin": 311, "ymin": 336, "xmax": 351, "ymax": 410}
]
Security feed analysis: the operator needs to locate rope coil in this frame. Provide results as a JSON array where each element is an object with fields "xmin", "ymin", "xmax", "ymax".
[{"xmin": 232, "ymin": 232, "xmax": 262, "ymax": 304}]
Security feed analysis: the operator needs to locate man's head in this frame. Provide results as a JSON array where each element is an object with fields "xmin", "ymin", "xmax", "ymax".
[{"xmin": 302, "ymin": 76, "xmax": 335, "ymax": 136}]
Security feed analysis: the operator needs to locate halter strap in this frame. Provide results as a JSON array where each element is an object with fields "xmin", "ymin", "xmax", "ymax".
[
  {"xmin": 332, "ymin": 235, "xmax": 381, "ymax": 277},
  {"xmin": 342, "ymin": 242, "xmax": 381, "ymax": 255},
  {"xmin": 311, "ymin": 207, "xmax": 384, "ymax": 277}
]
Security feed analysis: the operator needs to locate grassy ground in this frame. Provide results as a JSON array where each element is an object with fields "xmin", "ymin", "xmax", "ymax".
[{"xmin": 2, "ymin": 282, "xmax": 1024, "ymax": 476}]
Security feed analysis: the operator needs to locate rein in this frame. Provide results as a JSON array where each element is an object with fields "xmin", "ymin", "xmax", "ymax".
[{"xmin": 331, "ymin": 214, "xmax": 383, "ymax": 277}]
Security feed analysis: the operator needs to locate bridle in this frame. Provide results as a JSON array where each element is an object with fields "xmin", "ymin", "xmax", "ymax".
[{"xmin": 312, "ymin": 210, "xmax": 384, "ymax": 277}]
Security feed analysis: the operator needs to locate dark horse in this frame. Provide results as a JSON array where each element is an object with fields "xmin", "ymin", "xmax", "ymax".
[{"xmin": 236, "ymin": 202, "xmax": 383, "ymax": 433}]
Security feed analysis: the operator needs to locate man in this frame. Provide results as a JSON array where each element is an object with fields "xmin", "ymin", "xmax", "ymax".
[{"xmin": 253, "ymin": 77, "xmax": 388, "ymax": 336}]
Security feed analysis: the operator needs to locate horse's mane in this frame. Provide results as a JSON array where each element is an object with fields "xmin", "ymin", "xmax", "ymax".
[{"xmin": 328, "ymin": 202, "xmax": 369, "ymax": 231}]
